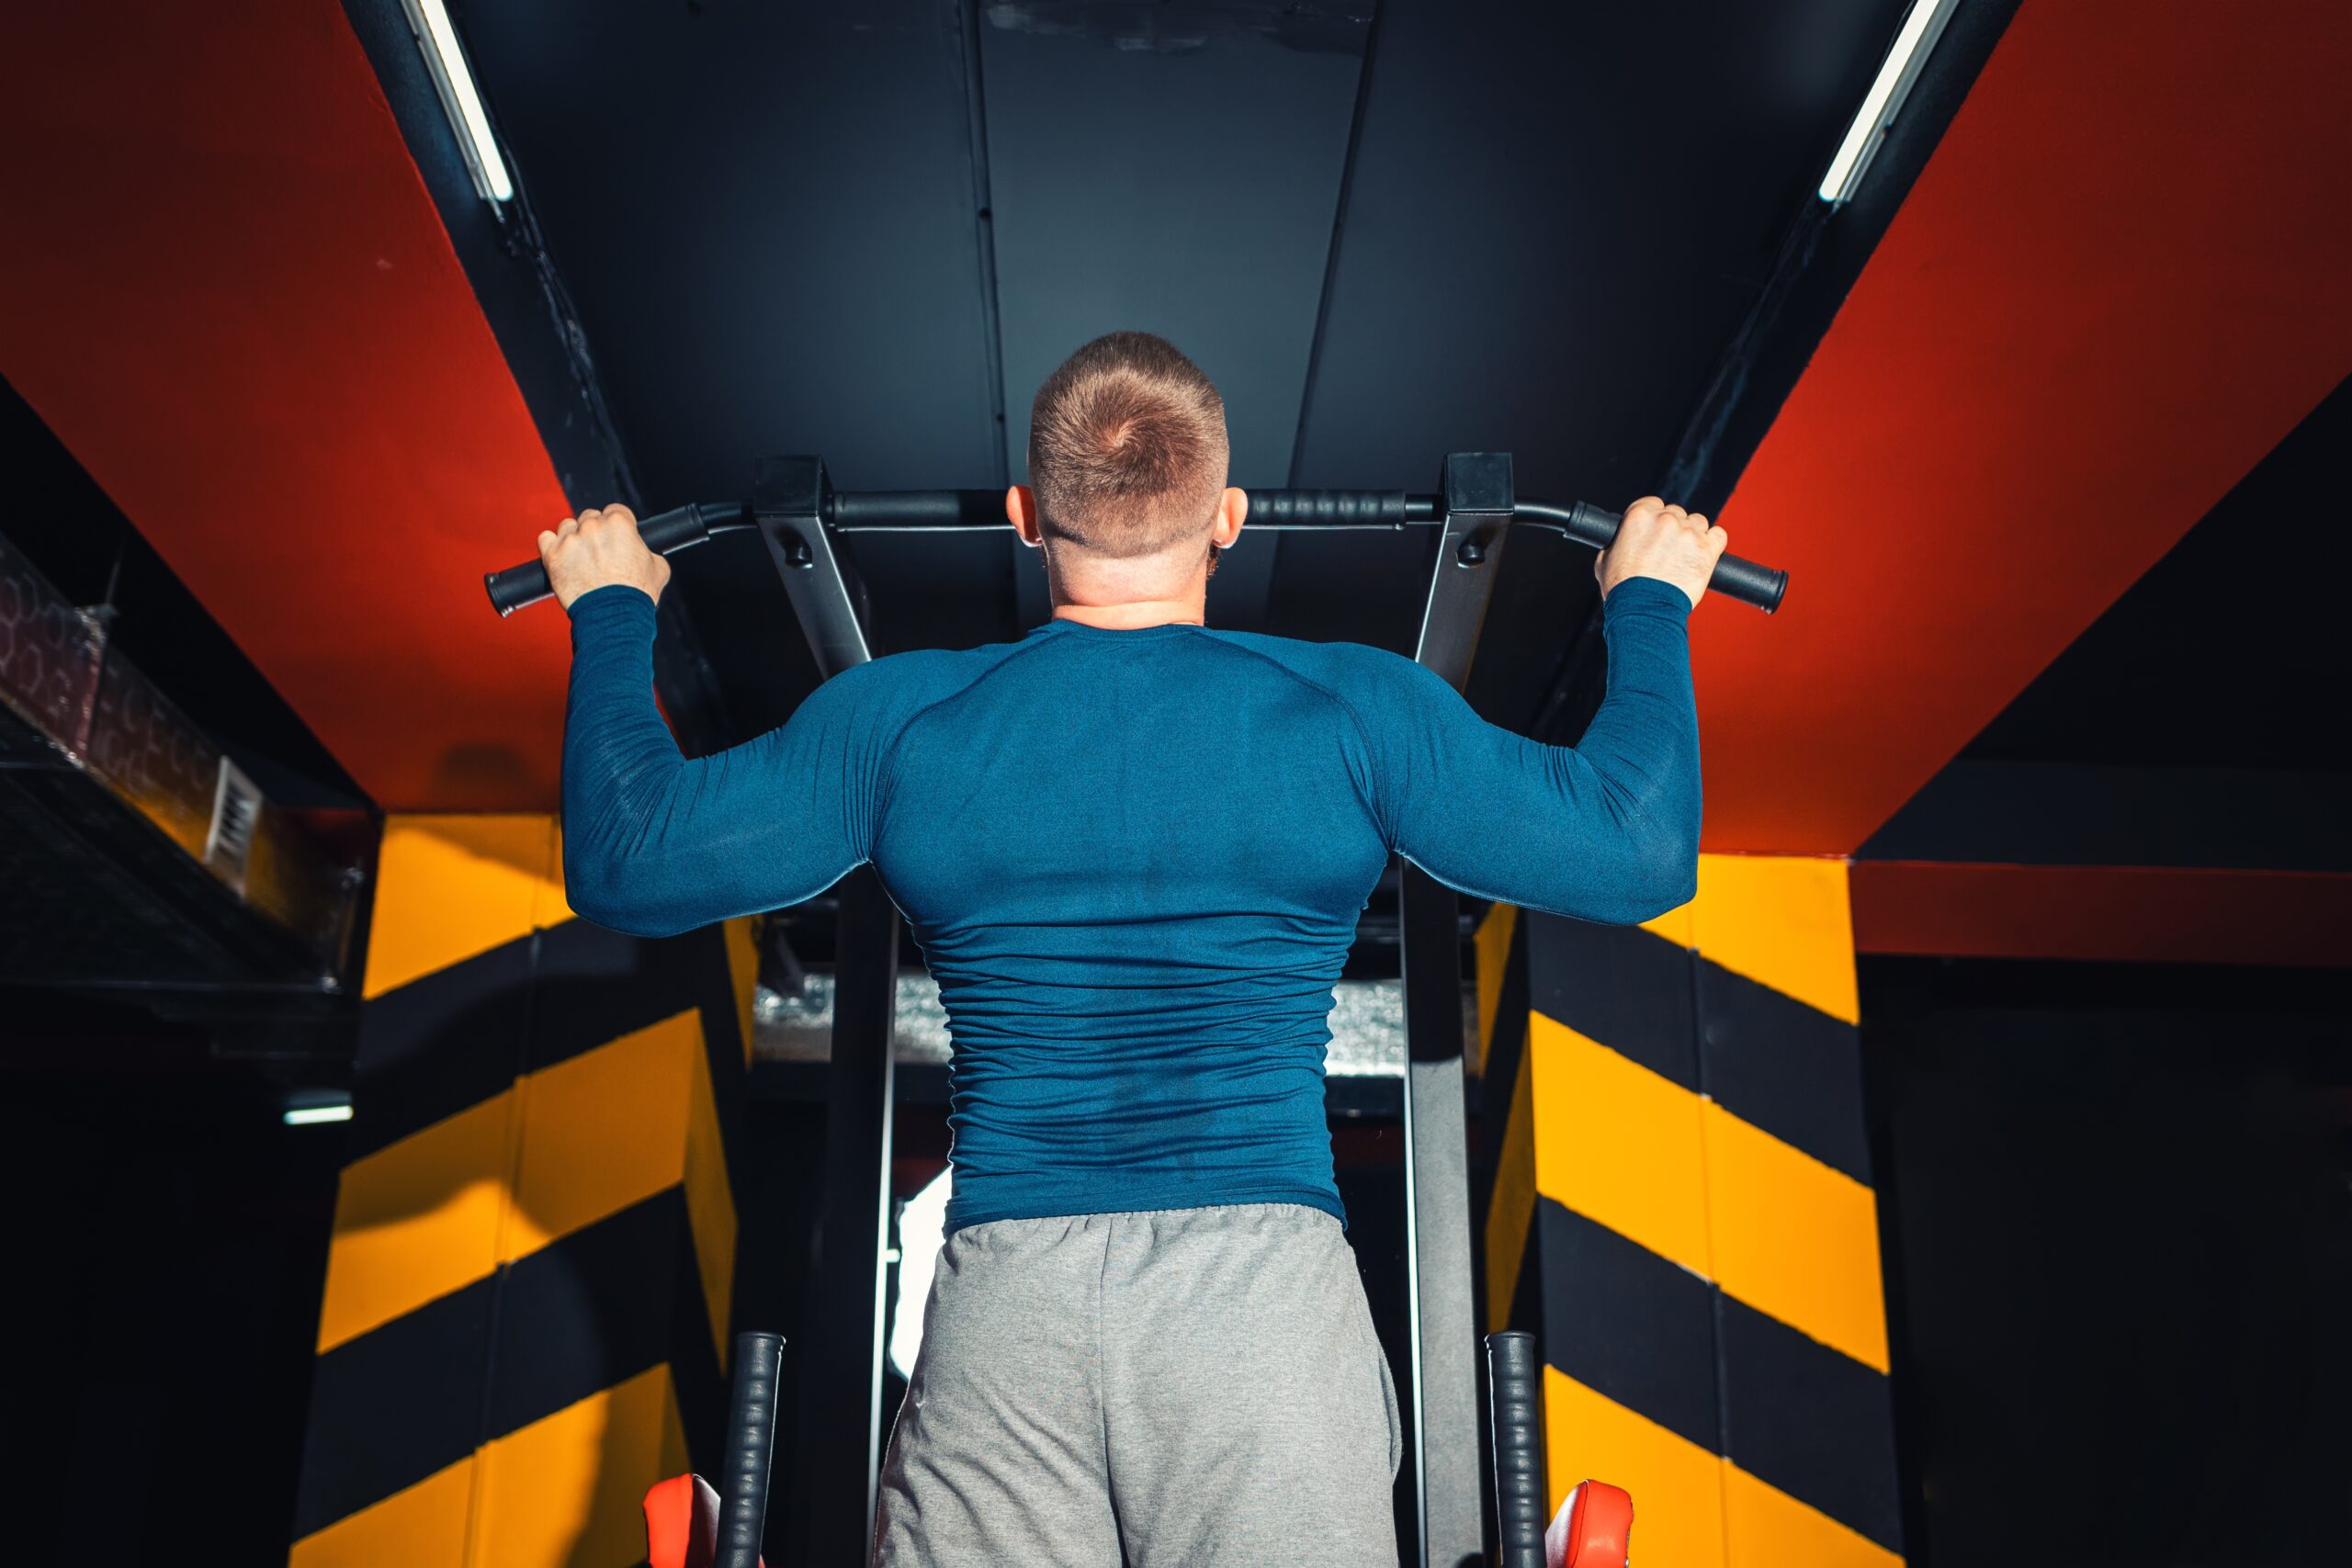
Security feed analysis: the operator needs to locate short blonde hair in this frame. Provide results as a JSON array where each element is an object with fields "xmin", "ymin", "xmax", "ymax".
[{"xmin": 1027, "ymin": 332, "xmax": 1228, "ymax": 559}]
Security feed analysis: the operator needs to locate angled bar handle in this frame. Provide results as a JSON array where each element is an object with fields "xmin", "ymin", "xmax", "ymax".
[
  {"xmin": 1522, "ymin": 501, "xmax": 1786, "ymax": 613},
  {"xmin": 482, "ymin": 501, "xmax": 746, "ymax": 617},
  {"xmin": 714, "ymin": 1330, "xmax": 786, "ymax": 1568},
  {"xmin": 1487, "ymin": 1330, "xmax": 1549, "ymax": 1568}
]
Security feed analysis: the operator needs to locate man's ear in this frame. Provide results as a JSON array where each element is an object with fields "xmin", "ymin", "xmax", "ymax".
[
  {"xmin": 1007, "ymin": 484, "xmax": 1042, "ymax": 547},
  {"xmin": 1214, "ymin": 487, "xmax": 1249, "ymax": 546}
]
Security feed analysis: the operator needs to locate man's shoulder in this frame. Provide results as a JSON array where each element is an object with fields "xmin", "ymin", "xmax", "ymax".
[
  {"xmin": 1202, "ymin": 628, "xmax": 1433, "ymax": 696},
  {"xmin": 822, "ymin": 636, "xmax": 1075, "ymax": 724},
  {"xmin": 831, "ymin": 640, "xmax": 1002, "ymax": 701}
]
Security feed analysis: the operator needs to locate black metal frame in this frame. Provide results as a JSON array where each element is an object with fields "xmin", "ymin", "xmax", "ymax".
[
  {"xmin": 481, "ymin": 452, "xmax": 1786, "ymax": 1561},
  {"xmin": 746, "ymin": 452, "xmax": 1512, "ymax": 1565},
  {"xmin": 754, "ymin": 457, "xmax": 906, "ymax": 1564},
  {"xmin": 1396, "ymin": 453, "xmax": 1516, "ymax": 1567}
]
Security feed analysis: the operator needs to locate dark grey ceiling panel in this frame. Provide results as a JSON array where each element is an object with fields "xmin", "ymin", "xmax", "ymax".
[
  {"xmin": 463, "ymin": 1, "xmax": 1000, "ymax": 501},
  {"xmin": 441, "ymin": 0, "xmax": 1912, "ymax": 717},
  {"xmin": 1295, "ymin": 0, "xmax": 1905, "ymax": 498},
  {"xmin": 461, "ymin": 1, "xmax": 1008, "ymax": 712},
  {"xmin": 1286, "ymin": 0, "xmax": 1907, "ymax": 713},
  {"xmin": 978, "ymin": 3, "xmax": 1370, "ymax": 631}
]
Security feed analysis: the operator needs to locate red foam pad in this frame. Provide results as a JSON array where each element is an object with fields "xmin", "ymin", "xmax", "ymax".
[
  {"xmin": 645, "ymin": 1472, "xmax": 764, "ymax": 1568},
  {"xmin": 1547, "ymin": 1479, "xmax": 1634, "ymax": 1568}
]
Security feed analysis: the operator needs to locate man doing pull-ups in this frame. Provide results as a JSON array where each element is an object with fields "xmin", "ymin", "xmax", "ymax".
[{"xmin": 539, "ymin": 331, "xmax": 1724, "ymax": 1567}]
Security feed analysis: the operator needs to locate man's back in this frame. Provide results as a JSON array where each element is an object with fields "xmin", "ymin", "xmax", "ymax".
[
  {"xmin": 559, "ymin": 578, "xmax": 1702, "ymax": 1233},
  {"xmin": 883, "ymin": 616, "xmax": 1400, "ymax": 1232}
]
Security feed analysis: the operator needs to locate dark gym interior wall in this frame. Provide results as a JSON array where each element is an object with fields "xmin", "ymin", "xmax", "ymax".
[
  {"xmin": 0, "ymin": 379, "xmax": 363, "ymax": 1561},
  {"xmin": 0, "ymin": 998, "xmax": 341, "ymax": 1565},
  {"xmin": 1860, "ymin": 956, "xmax": 2352, "ymax": 1566}
]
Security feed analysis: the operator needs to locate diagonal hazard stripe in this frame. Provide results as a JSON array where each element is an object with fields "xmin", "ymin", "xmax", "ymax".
[
  {"xmin": 1472, "ymin": 901, "xmax": 1521, "ymax": 1077},
  {"xmin": 1484, "ymin": 1039, "xmax": 1538, "ymax": 1335},
  {"xmin": 1530, "ymin": 913, "xmax": 1870, "ymax": 1182},
  {"xmin": 1526, "ymin": 914, "xmax": 1699, "ymax": 1089},
  {"xmin": 1717, "ymin": 1289, "xmax": 1904, "ymax": 1552},
  {"xmin": 361, "ymin": 817, "xmax": 569, "ymax": 999},
  {"xmin": 292, "ymin": 1187, "xmax": 722, "ymax": 1540},
  {"xmin": 1536, "ymin": 1198, "xmax": 1718, "ymax": 1453},
  {"xmin": 318, "ymin": 1009, "xmax": 732, "ymax": 1355},
  {"xmin": 1518, "ymin": 871, "xmax": 1900, "ymax": 1558},
  {"xmin": 1702, "ymin": 1099, "xmax": 1888, "ymax": 1373},
  {"xmin": 1526, "ymin": 1010, "xmax": 1890, "ymax": 1372},
  {"xmin": 1528, "ymin": 1011, "xmax": 1712, "ymax": 1281},
  {"xmin": 1542, "ymin": 1371, "xmax": 1903, "ymax": 1568},
  {"xmin": 288, "ymin": 1363, "xmax": 692, "ymax": 1568},
  {"xmin": 1543, "ymin": 1368, "xmax": 1725, "ymax": 1568},
  {"xmin": 1696, "ymin": 955, "xmax": 1871, "ymax": 1183},
  {"xmin": 1680, "ymin": 853, "xmax": 1860, "ymax": 1024},
  {"xmin": 345, "ymin": 931, "xmax": 535, "ymax": 1167},
  {"xmin": 1536, "ymin": 1200, "xmax": 1902, "ymax": 1554},
  {"xmin": 344, "ymin": 914, "xmax": 752, "ymax": 1181}
]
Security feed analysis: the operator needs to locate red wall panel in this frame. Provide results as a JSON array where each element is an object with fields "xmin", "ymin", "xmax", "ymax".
[
  {"xmin": 1851, "ymin": 862, "xmax": 2352, "ymax": 968},
  {"xmin": 0, "ymin": 2, "xmax": 574, "ymax": 809},
  {"xmin": 1694, "ymin": 1, "xmax": 2352, "ymax": 854}
]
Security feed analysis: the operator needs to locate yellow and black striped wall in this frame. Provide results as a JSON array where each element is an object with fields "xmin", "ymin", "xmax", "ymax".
[
  {"xmin": 288, "ymin": 816, "xmax": 761, "ymax": 1567},
  {"xmin": 1480, "ymin": 855, "xmax": 1901, "ymax": 1568}
]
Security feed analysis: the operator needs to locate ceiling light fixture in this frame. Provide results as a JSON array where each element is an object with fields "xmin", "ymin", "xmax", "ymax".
[
  {"xmin": 285, "ymin": 1089, "xmax": 355, "ymax": 1126},
  {"xmin": 1817, "ymin": 0, "xmax": 1962, "ymax": 205},
  {"xmin": 397, "ymin": 0, "xmax": 514, "ymax": 204}
]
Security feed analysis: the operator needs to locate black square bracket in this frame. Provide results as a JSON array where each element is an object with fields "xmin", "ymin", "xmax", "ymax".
[
  {"xmin": 1418, "ymin": 452, "xmax": 1517, "ymax": 693},
  {"xmin": 752, "ymin": 456, "xmax": 874, "ymax": 675}
]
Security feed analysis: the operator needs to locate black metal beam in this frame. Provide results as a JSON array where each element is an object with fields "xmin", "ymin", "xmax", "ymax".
[
  {"xmin": 1397, "ymin": 451, "xmax": 1516, "ymax": 1568},
  {"xmin": 760, "ymin": 454, "xmax": 900, "ymax": 1562},
  {"xmin": 341, "ymin": 0, "xmax": 735, "ymax": 752},
  {"xmin": 788, "ymin": 863, "xmax": 901, "ymax": 1563}
]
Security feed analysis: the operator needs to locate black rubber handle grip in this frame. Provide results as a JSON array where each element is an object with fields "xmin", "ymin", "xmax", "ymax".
[
  {"xmin": 1560, "ymin": 502, "xmax": 1788, "ymax": 613},
  {"xmin": 481, "ymin": 502, "xmax": 736, "ymax": 617},
  {"xmin": 713, "ymin": 1330, "xmax": 785, "ymax": 1568},
  {"xmin": 1244, "ymin": 489, "xmax": 1410, "ymax": 527},
  {"xmin": 830, "ymin": 490, "xmax": 1007, "ymax": 527},
  {"xmin": 1486, "ymin": 1330, "xmax": 1548, "ymax": 1568}
]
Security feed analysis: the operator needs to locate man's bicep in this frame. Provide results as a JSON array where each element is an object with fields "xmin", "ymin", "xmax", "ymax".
[
  {"xmin": 1371, "ymin": 657, "xmax": 1678, "ymax": 921},
  {"xmin": 693, "ymin": 669, "xmax": 887, "ymax": 904},
  {"xmin": 567, "ymin": 671, "xmax": 882, "ymax": 934}
]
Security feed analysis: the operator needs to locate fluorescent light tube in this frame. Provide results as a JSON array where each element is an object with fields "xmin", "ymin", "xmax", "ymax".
[
  {"xmin": 286, "ymin": 1103, "xmax": 355, "ymax": 1126},
  {"xmin": 1818, "ymin": 0, "xmax": 1962, "ymax": 204},
  {"xmin": 399, "ymin": 0, "xmax": 514, "ymax": 204}
]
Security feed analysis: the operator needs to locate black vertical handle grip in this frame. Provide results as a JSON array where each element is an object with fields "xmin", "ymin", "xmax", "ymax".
[
  {"xmin": 1560, "ymin": 502, "xmax": 1788, "ymax": 613},
  {"xmin": 714, "ymin": 1330, "xmax": 786, "ymax": 1568},
  {"xmin": 1487, "ymin": 1330, "xmax": 1549, "ymax": 1568}
]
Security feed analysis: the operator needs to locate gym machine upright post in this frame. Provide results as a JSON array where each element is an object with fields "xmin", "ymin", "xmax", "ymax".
[{"xmin": 489, "ymin": 453, "xmax": 1781, "ymax": 1566}]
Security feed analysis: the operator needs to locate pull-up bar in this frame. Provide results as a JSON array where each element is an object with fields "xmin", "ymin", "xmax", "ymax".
[{"xmin": 484, "ymin": 468, "xmax": 1788, "ymax": 618}]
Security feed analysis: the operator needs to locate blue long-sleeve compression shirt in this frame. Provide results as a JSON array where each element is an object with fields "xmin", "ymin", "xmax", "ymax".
[{"xmin": 561, "ymin": 575, "xmax": 1701, "ymax": 1233}]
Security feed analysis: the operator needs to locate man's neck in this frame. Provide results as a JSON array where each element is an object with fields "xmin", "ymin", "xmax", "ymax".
[
  {"xmin": 1041, "ymin": 540, "xmax": 1215, "ymax": 628},
  {"xmin": 1051, "ymin": 595, "xmax": 1206, "ymax": 630}
]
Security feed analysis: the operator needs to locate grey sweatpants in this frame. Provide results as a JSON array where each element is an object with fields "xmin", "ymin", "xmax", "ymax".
[{"xmin": 873, "ymin": 1202, "xmax": 1403, "ymax": 1567}]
